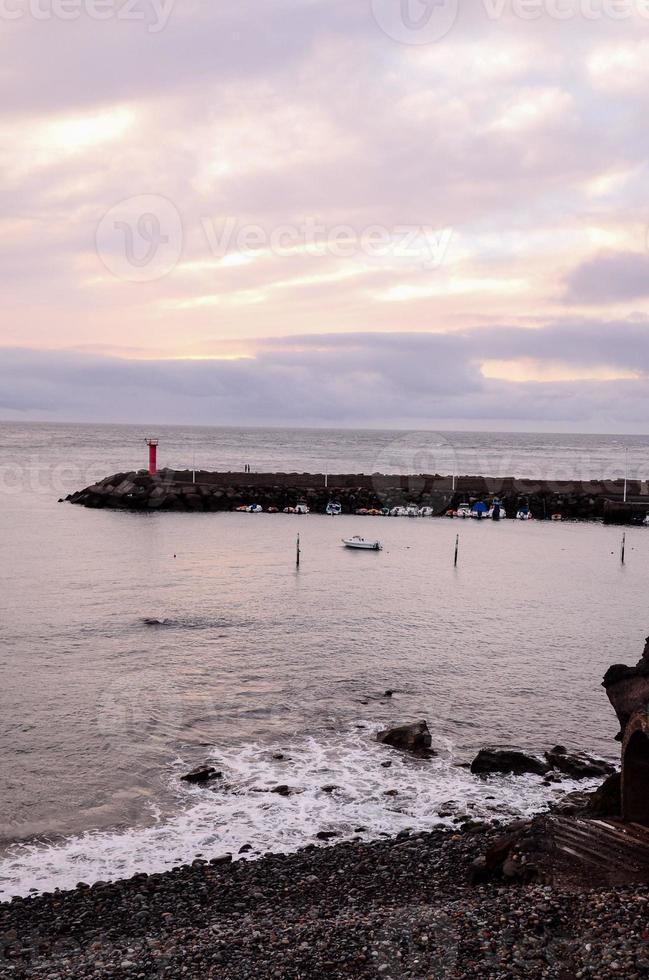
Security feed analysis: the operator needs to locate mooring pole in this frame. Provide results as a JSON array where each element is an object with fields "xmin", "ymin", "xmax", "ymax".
[
  {"xmin": 624, "ymin": 447, "xmax": 628, "ymax": 503},
  {"xmin": 621, "ymin": 532, "xmax": 626, "ymax": 565},
  {"xmin": 454, "ymin": 533, "xmax": 459, "ymax": 567},
  {"xmin": 296, "ymin": 533, "xmax": 301, "ymax": 567}
]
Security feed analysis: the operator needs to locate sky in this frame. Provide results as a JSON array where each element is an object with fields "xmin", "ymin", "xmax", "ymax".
[{"xmin": 2, "ymin": 0, "xmax": 649, "ymax": 430}]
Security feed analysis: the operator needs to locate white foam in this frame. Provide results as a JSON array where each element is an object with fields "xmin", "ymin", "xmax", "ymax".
[{"xmin": 0, "ymin": 728, "xmax": 600, "ymax": 900}]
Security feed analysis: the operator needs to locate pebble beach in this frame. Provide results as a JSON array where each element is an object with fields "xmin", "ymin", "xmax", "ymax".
[{"xmin": 2, "ymin": 823, "xmax": 649, "ymax": 980}]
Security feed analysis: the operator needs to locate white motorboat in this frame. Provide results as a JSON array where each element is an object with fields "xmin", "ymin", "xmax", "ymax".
[
  {"xmin": 405, "ymin": 505, "xmax": 419, "ymax": 518},
  {"xmin": 516, "ymin": 508, "xmax": 533, "ymax": 521},
  {"xmin": 456, "ymin": 503, "xmax": 472, "ymax": 519},
  {"xmin": 295, "ymin": 502, "xmax": 310, "ymax": 515},
  {"xmin": 342, "ymin": 536, "xmax": 383, "ymax": 551},
  {"xmin": 419, "ymin": 506, "xmax": 434, "ymax": 517},
  {"xmin": 487, "ymin": 499, "xmax": 506, "ymax": 520},
  {"xmin": 326, "ymin": 501, "xmax": 342, "ymax": 516},
  {"xmin": 390, "ymin": 506, "xmax": 408, "ymax": 517}
]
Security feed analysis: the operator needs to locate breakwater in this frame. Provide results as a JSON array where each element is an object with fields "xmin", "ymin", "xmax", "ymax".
[{"xmin": 65, "ymin": 469, "xmax": 649, "ymax": 523}]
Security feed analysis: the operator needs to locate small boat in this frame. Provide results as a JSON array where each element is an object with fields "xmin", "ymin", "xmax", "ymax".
[
  {"xmin": 419, "ymin": 506, "xmax": 434, "ymax": 518},
  {"xmin": 389, "ymin": 506, "xmax": 408, "ymax": 517},
  {"xmin": 551, "ymin": 513, "xmax": 563, "ymax": 522},
  {"xmin": 488, "ymin": 499, "xmax": 506, "ymax": 521},
  {"xmin": 405, "ymin": 505, "xmax": 419, "ymax": 518},
  {"xmin": 516, "ymin": 507, "xmax": 533, "ymax": 521},
  {"xmin": 326, "ymin": 501, "xmax": 342, "ymax": 516},
  {"xmin": 295, "ymin": 502, "xmax": 309, "ymax": 515},
  {"xmin": 471, "ymin": 502, "xmax": 489, "ymax": 520},
  {"xmin": 342, "ymin": 536, "xmax": 383, "ymax": 551},
  {"xmin": 456, "ymin": 503, "xmax": 471, "ymax": 519}
]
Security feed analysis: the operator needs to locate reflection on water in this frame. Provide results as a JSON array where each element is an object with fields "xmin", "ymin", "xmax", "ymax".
[{"xmin": 0, "ymin": 422, "xmax": 645, "ymax": 898}]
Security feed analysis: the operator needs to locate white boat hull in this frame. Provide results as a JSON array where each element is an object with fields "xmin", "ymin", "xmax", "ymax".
[{"xmin": 342, "ymin": 537, "xmax": 382, "ymax": 551}]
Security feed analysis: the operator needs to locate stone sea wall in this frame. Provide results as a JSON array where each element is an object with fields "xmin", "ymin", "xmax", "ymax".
[{"xmin": 64, "ymin": 469, "xmax": 649, "ymax": 523}]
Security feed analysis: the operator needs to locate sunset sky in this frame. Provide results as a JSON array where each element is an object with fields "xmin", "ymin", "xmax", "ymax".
[{"xmin": 3, "ymin": 0, "xmax": 649, "ymax": 429}]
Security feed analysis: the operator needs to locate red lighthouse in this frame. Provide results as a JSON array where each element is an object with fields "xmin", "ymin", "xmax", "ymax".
[{"xmin": 145, "ymin": 438, "xmax": 159, "ymax": 476}]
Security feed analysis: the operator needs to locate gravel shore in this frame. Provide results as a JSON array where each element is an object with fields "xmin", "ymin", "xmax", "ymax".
[{"xmin": 2, "ymin": 825, "xmax": 649, "ymax": 979}]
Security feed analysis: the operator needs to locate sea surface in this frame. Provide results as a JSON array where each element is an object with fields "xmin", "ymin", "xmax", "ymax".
[{"xmin": 2, "ymin": 422, "xmax": 649, "ymax": 900}]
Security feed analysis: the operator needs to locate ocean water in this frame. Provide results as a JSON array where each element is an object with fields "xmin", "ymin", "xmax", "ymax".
[{"xmin": 1, "ymin": 422, "xmax": 647, "ymax": 900}]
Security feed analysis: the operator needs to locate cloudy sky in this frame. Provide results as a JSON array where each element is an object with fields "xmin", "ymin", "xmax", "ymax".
[{"xmin": 2, "ymin": 0, "xmax": 649, "ymax": 429}]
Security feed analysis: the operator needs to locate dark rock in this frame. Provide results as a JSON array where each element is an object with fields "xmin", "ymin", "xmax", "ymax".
[
  {"xmin": 471, "ymin": 749, "xmax": 550, "ymax": 777},
  {"xmin": 238, "ymin": 844, "xmax": 253, "ymax": 854},
  {"xmin": 321, "ymin": 785, "xmax": 339, "ymax": 794},
  {"xmin": 550, "ymin": 791, "xmax": 594, "ymax": 816},
  {"xmin": 545, "ymin": 748, "xmax": 615, "ymax": 779},
  {"xmin": 377, "ymin": 720, "xmax": 433, "ymax": 754},
  {"xmin": 588, "ymin": 770, "xmax": 622, "ymax": 818},
  {"xmin": 180, "ymin": 766, "xmax": 222, "ymax": 785},
  {"xmin": 270, "ymin": 785, "xmax": 292, "ymax": 796},
  {"xmin": 316, "ymin": 831, "xmax": 339, "ymax": 840},
  {"xmin": 209, "ymin": 855, "xmax": 232, "ymax": 866}
]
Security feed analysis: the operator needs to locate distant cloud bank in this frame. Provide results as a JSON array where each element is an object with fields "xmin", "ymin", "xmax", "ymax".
[{"xmin": 2, "ymin": 323, "xmax": 649, "ymax": 431}]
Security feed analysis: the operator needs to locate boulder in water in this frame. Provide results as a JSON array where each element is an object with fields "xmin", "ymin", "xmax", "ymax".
[
  {"xmin": 377, "ymin": 720, "xmax": 433, "ymax": 754},
  {"xmin": 545, "ymin": 746, "xmax": 615, "ymax": 779},
  {"xmin": 471, "ymin": 749, "xmax": 550, "ymax": 777}
]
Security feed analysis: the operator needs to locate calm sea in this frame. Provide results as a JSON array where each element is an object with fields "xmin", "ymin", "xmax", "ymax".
[{"xmin": 1, "ymin": 422, "xmax": 648, "ymax": 899}]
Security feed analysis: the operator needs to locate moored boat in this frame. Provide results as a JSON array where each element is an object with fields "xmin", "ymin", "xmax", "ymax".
[{"xmin": 342, "ymin": 536, "xmax": 383, "ymax": 551}]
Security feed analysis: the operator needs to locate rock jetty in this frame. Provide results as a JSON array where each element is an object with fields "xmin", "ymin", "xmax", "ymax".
[{"xmin": 64, "ymin": 469, "xmax": 649, "ymax": 522}]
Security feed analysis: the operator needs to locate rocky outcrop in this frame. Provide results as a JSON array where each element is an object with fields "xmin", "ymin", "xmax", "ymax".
[
  {"xmin": 603, "ymin": 636, "xmax": 649, "ymax": 739},
  {"xmin": 603, "ymin": 637, "xmax": 649, "ymax": 826},
  {"xmin": 377, "ymin": 720, "xmax": 433, "ymax": 754},
  {"xmin": 470, "ymin": 749, "xmax": 550, "ymax": 777}
]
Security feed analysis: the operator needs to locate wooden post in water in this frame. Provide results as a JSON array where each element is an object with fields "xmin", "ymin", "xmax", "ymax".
[
  {"xmin": 621, "ymin": 532, "xmax": 626, "ymax": 565},
  {"xmin": 454, "ymin": 533, "xmax": 459, "ymax": 567},
  {"xmin": 296, "ymin": 533, "xmax": 301, "ymax": 567}
]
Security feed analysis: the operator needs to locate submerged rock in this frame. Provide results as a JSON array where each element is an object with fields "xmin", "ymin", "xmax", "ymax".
[
  {"xmin": 180, "ymin": 766, "xmax": 222, "ymax": 786},
  {"xmin": 471, "ymin": 749, "xmax": 550, "ymax": 777},
  {"xmin": 377, "ymin": 720, "xmax": 433, "ymax": 754}
]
